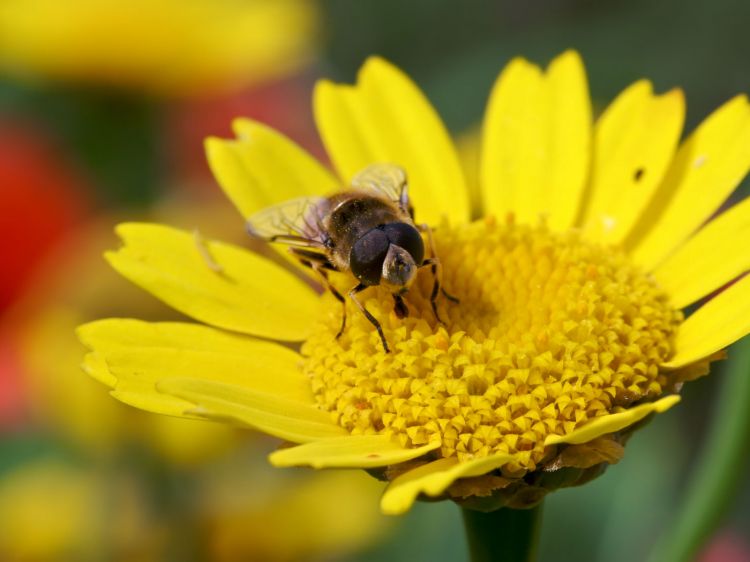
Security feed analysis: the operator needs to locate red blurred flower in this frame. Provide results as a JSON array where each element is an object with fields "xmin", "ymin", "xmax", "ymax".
[
  {"xmin": 0, "ymin": 337, "xmax": 24, "ymax": 425},
  {"xmin": 165, "ymin": 74, "xmax": 325, "ymax": 188},
  {"xmin": 0, "ymin": 120, "xmax": 92, "ymax": 425},
  {"xmin": 699, "ymin": 531, "xmax": 750, "ymax": 562},
  {"xmin": 0, "ymin": 121, "xmax": 91, "ymax": 311}
]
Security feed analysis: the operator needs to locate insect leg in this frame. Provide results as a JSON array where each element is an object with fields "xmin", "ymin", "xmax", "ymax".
[
  {"xmin": 417, "ymin": 223, "xmax": 436, "ymax": 259},
  {"xmin": 289, "ymin": 249, "xmax": 346, "ymax": 337},
  {"xmin": 418, "ymin": 224, "xmax": 460, "ymax": 305},
  {"xmin": 317, "ymin": 267, "xmax": 347, "ymax": 338},
  {"xmin": 400, "ymin": 182, "xmax": 415, "ymax": 219},
  {"xmin": 442, "ymin": 286, "xmax": 460, "ymax": 304},
  {"xmin": 420, "ymin": 258, "xmax": 447, "ymax": 323},
  {"xmin": 392, "ymin": 293, "xmax": 409, "ymax": 319},
  {"xmin": 289, "ymin": 248, "xmax": 337, "ymax": 271},
  {"xmin": 349, "ymin": 283, "xmax": 390, "ymax": 353}
]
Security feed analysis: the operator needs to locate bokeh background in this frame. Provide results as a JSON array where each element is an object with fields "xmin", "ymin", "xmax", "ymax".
[{"xmin": 1, "ymin": 1, "xmax": 748, "ymax": 560}]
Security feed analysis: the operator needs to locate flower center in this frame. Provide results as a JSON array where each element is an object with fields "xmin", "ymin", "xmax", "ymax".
[{"xmin": 302, "ymin": 217, "xmax": 681, "ymax": 471}]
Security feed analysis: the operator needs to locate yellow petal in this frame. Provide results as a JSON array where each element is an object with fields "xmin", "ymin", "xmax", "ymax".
[
  {"xmin": 582, "ymin": 81, "xmax": 685, "ymax": 244},
  {"xmin": 664, "ymin": 274, "xmax": 750, "ymax": 369},
  {"xmin": 314, "ymin": 57, "xmax": 469, "ymax": 224},
  {"xmin": 628, "ymin": 95, "xmax": 750, "ymax": 269},
  {"xmin": 481, "ymin": 57, "xmax": 542, "ymax": 220},
  {"xmin": 77, "ymin": 318, "xmax": 315, "ymax": 411},
  {"xmin": 157, "ymin": 377, "xmax": 346, "ymax": 443},
  {"xmin": 205, "ymin": 119, "xmax": 338, "ymax": 220},
  {"xmin": 81, "ymin": 351, "xmax": 116, "ymax": 388},
  {"xmin": 455, "ymin": 126, "xmax": 482, "ymax": 219},
  {"xmin": 269, "ymin": 435, "xmax": 440, "ymax": 468},
  {"xmin": 106, "ymin": 223, "xmax": 319, "ymax": 341},
  {"xmin": 653, "ymin": 197, "xmax": 750, "ymax": 308},
  {"xmin": 480, "ymin": 50, "xmax": 591, "ymax": 230},
  {"xmin": 544, "ymin": 395, "xmax": 681, "ymax": 446},
  {"xmin": 380, "ymin": 453, "xmax": 514, "ymax": 515}
]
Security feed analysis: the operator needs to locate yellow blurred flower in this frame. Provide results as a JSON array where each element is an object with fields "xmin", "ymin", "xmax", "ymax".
[
  {"xmin": 0, "ymin": 0, "xmax": 318, "ymax": 95},
  {"xmin": 12, "ymin": 200, "xmax": 242, "ymax": 463},
  {"xmin": 0, "ymin": 460, "xmax": 157, "ymax": 561},
  {"xmin": 0, "ymin": 453, "xmax": 390, "ymax": 562},
  {"xmin": 196, "ymin": 454, "xmax": 389, "ymax": 561},
  {"xmin": 80, "ymin": 51, "xmax": 750, "ymax": 514}
]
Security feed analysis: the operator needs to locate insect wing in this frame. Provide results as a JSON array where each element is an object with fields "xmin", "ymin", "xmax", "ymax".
[
  {"xmin": 246, "ymin": 196, "xmax": 329, "ymax": 247},
  {"xmin": 351, "ymin": 163, "xmax": 410, "ymax": 212}
]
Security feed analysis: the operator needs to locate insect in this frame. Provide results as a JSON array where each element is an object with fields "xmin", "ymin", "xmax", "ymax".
[{"xmin": 246, "ymin": 163, "xmax": 458, "ymax": 353}]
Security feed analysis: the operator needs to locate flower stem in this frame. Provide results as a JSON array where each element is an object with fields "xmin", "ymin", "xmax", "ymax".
[
  {"xmin": 647, "ymin": 336, "xmax": 750, "ymax": 562},
  {"xmin": 461, "ymin": 505, "xmax": 543, "ymax": 562}
]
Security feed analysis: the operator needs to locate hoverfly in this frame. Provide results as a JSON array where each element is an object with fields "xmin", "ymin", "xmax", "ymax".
[{"xmin": 246, "ymin": 163, "xmax": 458, "ymax": 353}]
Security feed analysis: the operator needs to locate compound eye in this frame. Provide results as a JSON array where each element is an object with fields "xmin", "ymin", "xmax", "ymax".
[
  {"xmin": 350, "ymin": 228, "xmax": 390, "ymax": 285},
  {"xmin": 382, "ymin": 223, "xmax": 424, "ymax": 265}
]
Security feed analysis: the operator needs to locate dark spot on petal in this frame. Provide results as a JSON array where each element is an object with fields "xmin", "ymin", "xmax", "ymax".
[{"xmin": 634, "ymin": 168, "xmax": 645, "ymax": 182}]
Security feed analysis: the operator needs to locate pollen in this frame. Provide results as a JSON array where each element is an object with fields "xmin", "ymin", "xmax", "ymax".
[{"xmin": 302, "ymin": 217, "xmax": 682, "ymax": 472}]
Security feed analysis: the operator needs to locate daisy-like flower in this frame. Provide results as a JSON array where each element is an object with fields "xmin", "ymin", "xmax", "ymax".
[{"xmin": 79, "ymin": 51, "xmax": 750, "ymax": 515}]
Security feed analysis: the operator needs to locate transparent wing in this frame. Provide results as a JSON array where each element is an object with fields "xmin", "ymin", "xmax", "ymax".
[
  {"xmin": 351, "ymin": 163, "xmax": 409, "ymax": 212},
  {"xmin": 246, "ymin": 196, "xmax": 329, "ymax": 248}
]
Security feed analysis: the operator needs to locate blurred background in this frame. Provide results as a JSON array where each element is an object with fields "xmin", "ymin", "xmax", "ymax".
[{"xmin": 0, "ymin": 0, "xmax": 748, "ymax": 560}]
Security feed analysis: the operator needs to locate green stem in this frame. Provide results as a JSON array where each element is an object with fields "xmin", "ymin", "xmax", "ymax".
[
  {"xmin": 462, "ymin": 505, "xmax": 543, "ymax": 562},
  {"xmin": 648, "ymin": 336, "xmax": 750, "ymax": 562}
]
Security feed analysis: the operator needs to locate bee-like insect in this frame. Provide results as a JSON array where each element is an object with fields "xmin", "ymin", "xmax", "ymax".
[{"xmin": 247, "ymin": 163, "xmax": 457, "ymax": 353}]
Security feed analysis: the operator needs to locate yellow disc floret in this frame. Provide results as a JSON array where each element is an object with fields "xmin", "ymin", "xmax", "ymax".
[{"xmin": 303, "ymin": 216, "xmax": 681, "ymax": 473}]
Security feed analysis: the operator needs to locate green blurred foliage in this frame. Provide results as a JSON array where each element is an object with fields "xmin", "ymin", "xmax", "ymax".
[
  {"xmin": 0, "ymin": 83, "xmax": 162, "ymax": 207},
  {"xmin": 321, "ymin": 0, "xmax": 750, "ymax": 131}
]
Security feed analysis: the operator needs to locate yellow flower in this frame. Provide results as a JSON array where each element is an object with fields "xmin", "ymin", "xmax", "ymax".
[
  {"xmin": 0, "ymin": 0, "xmax": 318, "ymax": 95},
  {"xmin": 0, "ymin": 460, "xmax": 157, "ymax": 560},
  {"xmin": 0, "ymin": 455, "xmax": 389, "ymax": 561},
  {"xmin": 197, "ymin": 460, "xmax": 389, "ymax": 562},
  {"xmin": 14, "ymin": 204, "xmax": 240, "ymax": 463},
  {"xmin": 79, "ymin": 51, "xmax": 750, "ymax": 515}
]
